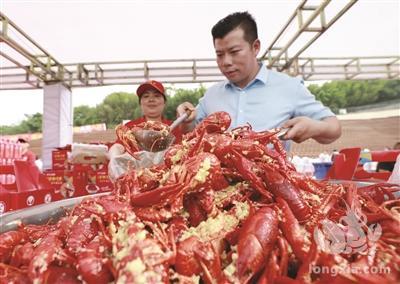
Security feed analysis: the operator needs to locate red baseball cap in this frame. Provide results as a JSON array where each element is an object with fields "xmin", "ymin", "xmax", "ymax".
[{"xmin": 136, "ymin": 80, "xmax": 165, "ymax": 97}]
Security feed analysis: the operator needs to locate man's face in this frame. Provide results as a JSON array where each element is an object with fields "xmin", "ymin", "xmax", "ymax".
[
  {"xmin": 140, "ymin": 90, "xmax": 165, "ymax": 118},
  {"xmin": 214, "ymin": 27, "xmax": 260, "ymax": 88}
]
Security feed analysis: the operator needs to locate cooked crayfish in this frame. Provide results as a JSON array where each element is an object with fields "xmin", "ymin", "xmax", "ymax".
[{"xmin": 1, "ymin": 111, "xmax": 399, "ymax": 283}]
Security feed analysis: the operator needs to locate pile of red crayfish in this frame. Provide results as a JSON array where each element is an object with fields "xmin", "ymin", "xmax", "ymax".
[{"xmin": 1, "ymin": 111, "xmax": 399, "ymax": 283}]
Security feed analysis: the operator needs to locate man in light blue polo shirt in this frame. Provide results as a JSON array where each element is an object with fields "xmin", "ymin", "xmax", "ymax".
[{"xmin": 177, "ymin": 12, "xmax": 341, "ymax": 146}]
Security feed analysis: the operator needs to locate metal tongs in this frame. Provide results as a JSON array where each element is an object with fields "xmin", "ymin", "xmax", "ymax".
[
  {"xmin": 276, "ymin": 128, "xmax": 289, "ymax": 139},
  {"xmin": 132, "ymin": 112, "xmax": 189, "ymax": 152}
]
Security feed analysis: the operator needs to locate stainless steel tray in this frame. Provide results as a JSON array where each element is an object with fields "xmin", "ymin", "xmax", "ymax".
[
  {"xmin": 0, "ymin": 192, "xmax": 109, "ymax": 234},
  {"xmin": 329, "ymin": 179, "xmax": 374, "ymax": 187}
]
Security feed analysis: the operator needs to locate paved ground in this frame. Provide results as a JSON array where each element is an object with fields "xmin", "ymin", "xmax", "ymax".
[
  {"xmin": 29, "ymin": 112, "xmax": 400, "ymax": 158},
  {"xmin": 291, "ymin": 115, "xmax": 399, "ymax": 157}
]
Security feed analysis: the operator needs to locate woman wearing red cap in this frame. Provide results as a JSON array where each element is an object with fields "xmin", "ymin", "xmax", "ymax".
[
  {"xmin": 108, "ymin": 80, "xmax": 182, "ymax": 172},
  {"xmin": 130, "ymin": 80, "xmax": 172, "ymax": 127}
]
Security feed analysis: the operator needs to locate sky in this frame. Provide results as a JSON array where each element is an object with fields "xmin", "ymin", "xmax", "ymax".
[{"xmin": 1, "ymin": 0, "xmax": 399, "ymax": 125}]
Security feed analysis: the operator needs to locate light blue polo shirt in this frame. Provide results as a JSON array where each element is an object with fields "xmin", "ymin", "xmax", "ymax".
[{"xmin": 196, "ymin": 63, "xmax": 334, "ymax": 132}]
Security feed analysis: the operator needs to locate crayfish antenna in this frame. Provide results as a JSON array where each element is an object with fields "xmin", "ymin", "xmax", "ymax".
[{"xmin": 199, "ymin": 260, "xmax": 214, "ymax": 284}]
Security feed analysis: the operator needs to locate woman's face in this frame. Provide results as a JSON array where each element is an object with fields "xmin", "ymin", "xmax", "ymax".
[{"xmin": 140, "ymin": 90, "xmax": 166, "ymax": 119}]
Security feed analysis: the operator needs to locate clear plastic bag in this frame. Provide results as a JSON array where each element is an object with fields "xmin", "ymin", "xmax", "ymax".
[
  {"xmin": 70, "ymin": 143, "xmax": 109, "ymax": 164},
  {"xmin": 108, "ymin": 150, "xmax": 166, "ymax": 181},
  {"xmin": 388, "ymin": 155, "xmax": 400, "ymax": 185}
]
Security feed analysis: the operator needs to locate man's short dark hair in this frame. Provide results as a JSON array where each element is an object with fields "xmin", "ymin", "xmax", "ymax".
[
  {"xmin": 17, "ymin": 138, "xmax": 27, "ymax": 143},
  {"xmin": 211, "ymin": 11, "xmax": 258, "ymax": 44}
]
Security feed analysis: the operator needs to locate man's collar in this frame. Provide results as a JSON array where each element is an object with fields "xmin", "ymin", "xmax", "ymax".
[{"xmin": 255, "ymin": 62, "xmax": 268, "ymax": 85}]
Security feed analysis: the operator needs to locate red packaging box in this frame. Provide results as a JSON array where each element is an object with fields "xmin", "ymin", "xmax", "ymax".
[
  {"xmin": 70, "ymin": 170, "xmax": 88, "ymax": 198},
  {"xmin": 11, "ymin": 188, "xmax": 60, "ymax": 210},
  {"xmin": 52, "ymin": 150, "xmax": 69, "ymax": 170},
  {"xmin": 72, "ymin": 163, "xmax": 95, "ymax": 172},
  {"xmin": 0, "ymin": 164, "xmax": 17, "ymax": 191},
  {"xmin": 43, "ymin": 163, "xmax": 113, "ymax": 201},
  {"xmin": 95, "ymin": 169, "xmax": 114, "ymax": 192},
  {"xmin": 0, "ymin": 185, "xmax": 15, "ymax": 214},
  {"xmin": 44, "ymin": 169, "xmax": 87, "ymax": 199},
  {"xmin": 43, "ymin": 170, "xmax": 65, "ymax": 191},
  {"xmin": 0, "ymin": 161, "xmax": 64, "ymax": 214},
  {"xmin": 0, "ymin": 187, "xmax": 62, "ymax": 214},
  {"xmin": 86, "ymin": 168, "xmax": 114, "ymax": 194}
]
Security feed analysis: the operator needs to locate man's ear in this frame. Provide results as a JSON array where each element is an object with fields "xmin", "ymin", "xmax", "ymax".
[{"xmin": 253, "ymin": 39, "xmax": 261, "ymax": 55}]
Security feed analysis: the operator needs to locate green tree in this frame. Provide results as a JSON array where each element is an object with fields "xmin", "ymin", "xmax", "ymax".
[
  {"xmin": 309, "ymin": 83, "xmax": 346, "ymax": 113},
  {"xmin": 163, "ymin": 86, "xmax": 206, "ymax": 120},
  {"xmin": 96, "ymin": 92, "xmax": 139, "ymax": 127},
  {"xmin": 378, "ymin": 80, "xmax": 400, "ymax": 101},
  {"xmin": 1, "ymin": 124, "xmax": 26, "ymax": 135},
  {"xmin": 308, "ymin": 79, "xmax": 399, "ymax": 111},
  {"xmin": 20, "ymin": 113, "xmax": 42, "ymax": 133},
  {"xmin": 1, "ymin": 113, "xmax": 43, "ymax": 135},
  {"xmin": 74, "ymin": 105, "xmax": 99, "ymax": 126}
]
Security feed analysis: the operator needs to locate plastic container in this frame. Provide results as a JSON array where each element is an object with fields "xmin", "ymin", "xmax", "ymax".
[
  {"xmin": 303, "ymin": 160, "xmax": 315, "ymax": 178},
  {"xmin": 313, "ymin": 162, "xmax": 333, "ymax": 180}
]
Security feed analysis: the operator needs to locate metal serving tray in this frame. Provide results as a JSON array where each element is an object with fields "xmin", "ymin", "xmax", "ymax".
[{"xmin": 0, "ymin": 192, "xmax": 109, "ymax": 234}]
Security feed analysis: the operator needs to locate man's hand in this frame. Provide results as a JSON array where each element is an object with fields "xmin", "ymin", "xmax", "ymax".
[
  {"xmin": 177, "ymin": 102, "xmax": 196, "ymax": 133},
  {"xmin": 281, "ymin": 116, "xmax": 341, "ymax": 144}
]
